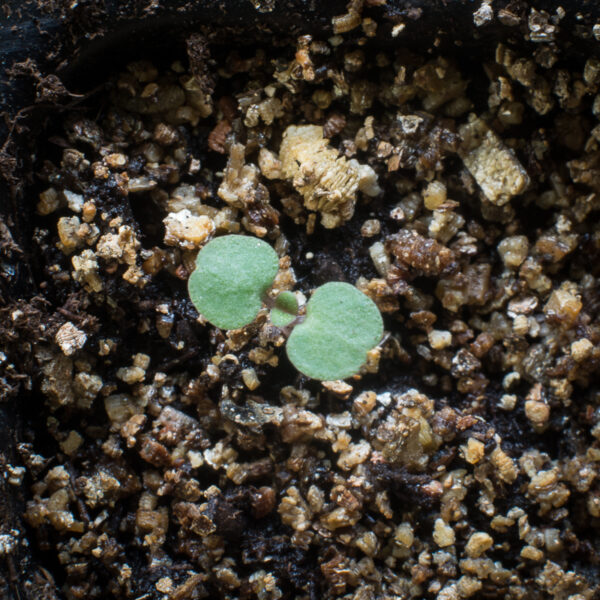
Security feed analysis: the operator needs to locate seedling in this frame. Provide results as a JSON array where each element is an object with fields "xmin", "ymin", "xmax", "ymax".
[
  {"xmin": 188, "ymin": 234, "xmax": 383, "ymax": 380},
  {"xmin": 188, "ymin": 235, "xmax": 279, "ymax": 330},
  {"xmin": 270, "ymin": 291, "xmax": 299, "ymax": 328}
]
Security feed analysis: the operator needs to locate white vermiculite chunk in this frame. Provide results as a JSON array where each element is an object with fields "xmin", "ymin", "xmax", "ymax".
[
  {"xmin": 163, "ymin": 209, "xmax": 215, "ymax": 250},
  {"xmin": 459, "ymin": 115, "xmax": 529, "ymax": 206},
  {"xmin": 55, "ymin": 322, "xmax": 87, "ymax": 356},
  {"xmin": 279, "ymin": 125, "xmax": 380, "ymax": 228},
  {"xmin": 498, "ymin": 235, "xmax": 529, "ymax": 268}
]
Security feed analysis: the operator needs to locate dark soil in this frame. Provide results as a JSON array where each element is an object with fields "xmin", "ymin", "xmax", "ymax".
[{"xmin": 2, "ymin": 2, "xmax": 600, "ymax": 600}]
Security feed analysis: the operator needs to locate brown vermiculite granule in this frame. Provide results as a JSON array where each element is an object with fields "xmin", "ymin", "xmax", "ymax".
[{"xmin": 13, "ymin": 7, "xmax": 600, "ymax": 600}]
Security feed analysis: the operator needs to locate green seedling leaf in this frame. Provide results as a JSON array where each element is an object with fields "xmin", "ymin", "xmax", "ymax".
[
  {"xmin": 271, "ymin": 291, "xmax": 299, "ymax": 328},
  {"xmin": 286, "ymin": 281, "xmax": 384, "ymax": 380},
  {"xmin": 188, "ymin": 234, "xmax": 279, "ymax": 330}
]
